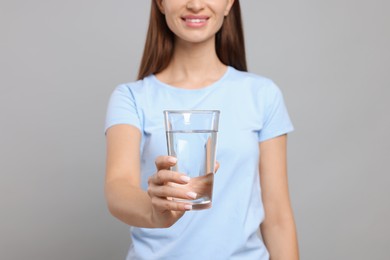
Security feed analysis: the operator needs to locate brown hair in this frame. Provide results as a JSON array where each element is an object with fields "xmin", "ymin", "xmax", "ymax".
[{"xmin": 137, "ymin": 0, "xmax": 247, "ymax": 80}]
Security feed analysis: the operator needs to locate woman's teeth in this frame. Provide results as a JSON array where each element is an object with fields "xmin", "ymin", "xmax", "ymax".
[{"xmin": 186, "ymin": 19, "xmax": 206, "ymax": 23}]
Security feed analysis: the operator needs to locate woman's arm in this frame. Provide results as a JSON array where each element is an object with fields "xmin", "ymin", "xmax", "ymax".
[
  {"xmin": 105, "ymin": 124, "xmax": 194, "ymax": 228},
  {"xmin": 259, "ymin": 134, "xmax": 299, "ymax": 259}
]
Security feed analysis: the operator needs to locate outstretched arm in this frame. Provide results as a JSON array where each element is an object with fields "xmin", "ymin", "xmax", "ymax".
[
  {"xmin": 259, "ymin": 134, "xmax": 299, "ymax": 259},
  {"xmin": 105, "ymin": 124, "xmax": 193, "ymax": 228}
]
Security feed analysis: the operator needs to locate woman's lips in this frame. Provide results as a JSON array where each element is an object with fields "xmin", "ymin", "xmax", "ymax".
[{"xmin": 182, "ymin": 16, "xmax": 209, "ymax": 28}]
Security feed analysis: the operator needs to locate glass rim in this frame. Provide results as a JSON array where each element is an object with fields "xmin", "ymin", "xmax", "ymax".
[{"xmin": 163, "ymin": 110, "xmax": 220, "ymax": 114}]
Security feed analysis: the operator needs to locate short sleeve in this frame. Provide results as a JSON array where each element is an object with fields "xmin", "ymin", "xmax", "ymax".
[
  {"xmin": 258, "ymin": 81, "xmax": 294, "ymax": 142},
  {"xmin": 104, "ymin": 84, "xmax": 142, "ymax": 134}
]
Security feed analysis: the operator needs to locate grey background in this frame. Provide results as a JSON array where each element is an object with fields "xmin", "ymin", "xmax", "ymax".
[{"xmin": 1, "ymin": 0, "xmax": 389, "ymax": 259}]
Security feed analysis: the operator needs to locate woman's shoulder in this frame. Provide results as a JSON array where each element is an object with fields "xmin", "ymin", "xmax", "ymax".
[
  {"xmin": 228, "ymin": 67, "xmax": 280, "ymax": 92},
  {"xmin": 112, "ymin": 74, "xmax": 158, "ymax": 95},
  {"xmin": 114, "ymin": 78, "xmax": 147, "ymax": 91}
]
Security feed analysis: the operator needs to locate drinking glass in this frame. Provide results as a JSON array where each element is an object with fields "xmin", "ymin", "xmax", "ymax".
[{"xmin": 164, "ymin": 110, "xmax": 220, "ymax": 210}]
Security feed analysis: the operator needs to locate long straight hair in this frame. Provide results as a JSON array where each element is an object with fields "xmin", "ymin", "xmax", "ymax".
[{"xmin": 137, "ymin": 0, "xmax": 247, "ymax": 80}]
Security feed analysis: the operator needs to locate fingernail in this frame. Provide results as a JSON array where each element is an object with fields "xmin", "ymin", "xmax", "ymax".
[
  {"xmin": 180, "ymin": 176, "xmax": 191, "ymax": 183},
  {"xmin": 184, "ymin": 204, "xmax": 192, "ymax": 210},
  {"xmin": 168, "ymin": 157, "xmax": 177, "ymax": 164},
  {"xmin": 186, "ymin": 192, "xmax": 197, "ymax": 199}
]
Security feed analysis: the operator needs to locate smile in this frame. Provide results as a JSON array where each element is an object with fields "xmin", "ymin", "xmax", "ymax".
[
  {"xmin": 185, "ymin": 18, "xmax": 207, "ymax": 23},
  {"xmin": 181, "ymin": 16, "xmax": 209, "ymax": 28}
]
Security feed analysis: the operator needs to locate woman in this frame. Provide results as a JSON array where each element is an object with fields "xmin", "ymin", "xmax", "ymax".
[{"xmin": 105, "ymin": 0, "xmax": 299, "ymax": 259}]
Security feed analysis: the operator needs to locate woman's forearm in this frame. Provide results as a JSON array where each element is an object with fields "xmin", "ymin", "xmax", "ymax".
[
  {"xmin": 105, "ymin": 178, "xmax": 154, "ymax": 228},
  {"xmin": 260, "ymin": 214, "xmax": 299, "ymax": 259},
  {"xmin": 259, "ymin": 136, "xmax": 299, "ymax": 259},
  {"xmin": 105, "ymin": 125, "xmax": 155, "ymax": 228}
]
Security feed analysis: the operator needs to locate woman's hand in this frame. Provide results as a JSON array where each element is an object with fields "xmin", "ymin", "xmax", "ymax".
[{"xmin": 147, "ymin": 156, "xmax": 196, "ymax": 228}]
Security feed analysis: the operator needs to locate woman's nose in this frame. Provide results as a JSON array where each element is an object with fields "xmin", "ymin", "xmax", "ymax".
[{"xmin": 186, "ymin": 0, "xmax": 205, "ymax": 12}]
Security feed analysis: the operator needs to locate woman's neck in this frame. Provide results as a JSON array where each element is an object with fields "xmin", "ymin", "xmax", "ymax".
[{"xmin": 156, "ymin": 39, "xmax": 227, "ymax": 89}]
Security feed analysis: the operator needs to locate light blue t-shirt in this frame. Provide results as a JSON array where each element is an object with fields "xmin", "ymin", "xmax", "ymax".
[{"xmin": 105, "ymin": 67, "xmax": 294, "ymax": 260}]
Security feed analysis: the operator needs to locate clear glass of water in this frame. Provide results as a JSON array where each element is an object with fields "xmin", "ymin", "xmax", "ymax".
[{"xmin": 164, "ymin": 110, "xmax": 220, "ymax": 210}]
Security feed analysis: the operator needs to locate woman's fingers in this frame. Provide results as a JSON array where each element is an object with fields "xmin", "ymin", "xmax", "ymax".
[
  {"xmin": 151, "ymin": 197, "xmax": 192, "ymax": 211},
  {"xmin": 155, "ymin": 155, "xmax": 177, "ymax": 171},
  {"xmin": 148, "ymin": 155, "xmax": 200, "ymax": 214},
  {"xmin": 148, "ymin": 184, "xmax": 197, "ymax": 200},
  {"xmin": 215, "ymin": 161, "xmax": 220, "ymax": 173},
  {"xmin": 148, "ymin": 169, "xmax": 190, "ymax": 185}
]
